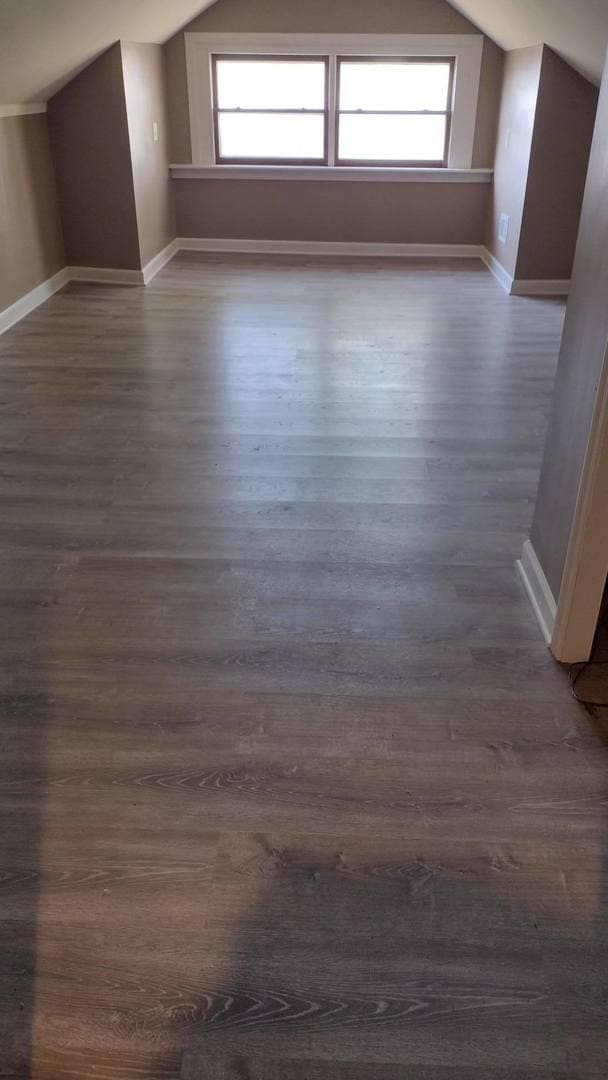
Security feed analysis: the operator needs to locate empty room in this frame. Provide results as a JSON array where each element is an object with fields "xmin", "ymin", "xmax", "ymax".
[{"xmin": 3, "ymin": 0, "xmax": 608, "ymax": 1077}]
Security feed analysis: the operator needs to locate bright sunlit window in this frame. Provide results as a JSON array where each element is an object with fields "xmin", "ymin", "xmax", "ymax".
[
  {"xmin": 337, "ymin": 58, "xmax": 453, "ymax": 165},
  {"xmin": 212, "ymin": 56, "xmax": 328, "ymax": 163},
  {"xmin": 211, "ymin": 53, "xmax": 453, "ymax": 167}
]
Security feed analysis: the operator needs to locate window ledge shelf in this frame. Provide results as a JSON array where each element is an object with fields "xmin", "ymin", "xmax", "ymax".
[{"xmin": 170, "ymin": 164, "xmax": 493, "ymax": 184}]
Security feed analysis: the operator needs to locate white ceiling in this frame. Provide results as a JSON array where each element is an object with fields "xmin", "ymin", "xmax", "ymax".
[
  {"xmin": 0, "ymin": 0, "xmax": 607, "ymax": 105},
  {"xmin": 450, "ymin": 0, "xmax": 608, "ymax": 83},
  {"xmin": 0, "ymin": 0, "xmax": 216, "ymax": 104}
]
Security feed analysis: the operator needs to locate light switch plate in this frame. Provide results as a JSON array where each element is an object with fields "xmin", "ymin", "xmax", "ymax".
[{"xmin": 498, "ymin": 213, "xmax": 509, "ymax": 245}]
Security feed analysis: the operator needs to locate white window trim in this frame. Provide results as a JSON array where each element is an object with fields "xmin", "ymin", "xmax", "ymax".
[{"xmin": 185, "ymin": 33, "xmax": 484, "ymax": 173}]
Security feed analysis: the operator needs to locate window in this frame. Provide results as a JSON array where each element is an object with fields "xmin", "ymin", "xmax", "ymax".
[
  {"xmin": 185, "ymin": 34, "xmax": 484, "ymax": 172},
  {"xmin": 211, "ymin": 54, "xmax": 452, "ymax": 168},
  {"xmin": 212, "ymin": 56, "xmax": 329, "ymax": 164},
  {"xmin": 336, "ymin": 58, "xmax": 453, "ymax": 166}
]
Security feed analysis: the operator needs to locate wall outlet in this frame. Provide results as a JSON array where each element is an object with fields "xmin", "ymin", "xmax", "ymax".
[
  {"xmin": 152, "ymin": 121, "xmax": 159, "ymax": 143},
  {"xmin": 498, "ymin": 213, "xmax": 510, "ymax": 245}
]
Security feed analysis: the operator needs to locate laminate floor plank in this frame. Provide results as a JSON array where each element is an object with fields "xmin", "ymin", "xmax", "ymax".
[{"xmin": 1, "ymin": 255, "xmax": 606, "ymax": 1079}]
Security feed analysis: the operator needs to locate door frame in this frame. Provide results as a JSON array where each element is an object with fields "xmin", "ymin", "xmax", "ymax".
[{"xmin": 550, "ymin": 338, "xmax": 608, "ymax": 663}]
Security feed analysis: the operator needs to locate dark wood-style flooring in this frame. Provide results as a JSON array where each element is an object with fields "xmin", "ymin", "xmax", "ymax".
[{"xmin": 2, "ymin": 254, "xmax": 607, "ymax": 1079}]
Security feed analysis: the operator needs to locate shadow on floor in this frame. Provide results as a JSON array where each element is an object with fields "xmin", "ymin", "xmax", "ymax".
[{"xmin": 140, "ymin": 771, "xmax": 608, "ymax": 1080}]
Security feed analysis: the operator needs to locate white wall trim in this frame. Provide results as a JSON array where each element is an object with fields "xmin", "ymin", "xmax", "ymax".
[
  {"xmin": 0, "ymin": 104, "xmax": 47, "ymax": 117},
  {"xmin": 5, "ymin": 243, "xmax": 564, "ymax": 339},
  {"xmin": 481, "ymin": 249, "xmax": 514, "ymax": 294},
  {"xmin": 0, "ymin": 244, "xmax": 487, "ymax": 337},
  {"xmin": 0, "ymin": 264, "xmax": 151, "ymax": 335},
  {"xmin": 0, "ymin": 267, "xmax": 70, "ymax": 336},
  {"xmin": 70, "ymin": 242, "xmax": 180, "ymax": 289},
  {"xmin": 511, "ymin": 279, "xmax": 571, "ymax": 297},
  {"xmin": 67, "ymin": 266, "xmax": 145, "ymax": 285},
  {"xmin": 550, "ymin": 338, "xmax": 608, "ymax": 663},
  {"xmin": 142, "ymin": 239, "xmax": 180, "ymax": 285},
  {"xmin": 481, "ymin": 250, "xmax": 570, "ymax": 297},
  {"xmin": 177, "ymin": 237, "xmax": 485, "ymax": 258},
  {"xmin": 185, "ymin": 32, "xmax": 483, "ymax": 170},
  {"xmin": 517, "ymin": 539, "xmax": 557, "ymax": 646},
  {"xmin": 170, "ymin": 164, "xmax": 493, "ymax": 184}
]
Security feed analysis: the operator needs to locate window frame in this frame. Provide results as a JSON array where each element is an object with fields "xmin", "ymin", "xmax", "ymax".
[
  {"xmin": 211, "ymin": 53, "xmax": 330, "ymax": 166},
  {"xmin": 185, "ymin": 33, "xmax": 484, "ymax": 174},
  {"xmin": 334, "ymin": 55, "xmax": 455, "ymax": 168}
]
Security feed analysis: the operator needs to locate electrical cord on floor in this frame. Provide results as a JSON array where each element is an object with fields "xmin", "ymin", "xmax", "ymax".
[{"xmin": 569, "ymin": 660, "xmax": 608, "ymax": 708}]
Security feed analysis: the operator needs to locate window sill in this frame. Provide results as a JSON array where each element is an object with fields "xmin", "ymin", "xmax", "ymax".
[{"xmin": 170, "ymin": 164, "xmax": 493, "ymax": 184}]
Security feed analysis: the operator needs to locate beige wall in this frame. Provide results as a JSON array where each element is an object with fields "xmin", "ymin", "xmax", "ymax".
[
  {"xmin": 48, "ymin": 43, "xmax": 141, "ymax": 270},
  {"xmin": 185, "ymin": 0, "xmax": 477, "ymax": 34},
  {"xmin": 165, "ymin": 0, "xmax": 504, "ymax": 168},
  {"xmin": 165, "ymin": 34, "xmax": 191, "ymax": 165},
  {"xmin": 0, "ymin": 113, "xmax": 65, "ymax": 312},
  {"xmin": 517, "ymin": 48, "xmax": 597, "ymax": 281},
  {"xmin": 485, "ymin": 46, "xmax": 543, "ymax": 278},
  {"xmin": 487, "ymin": 45, "xmax": 597, "ymax": 282},
  {"xmin": 530, "ymin": 49, "xmax": 608, "ymax": 600},
  {"xmin": 122, "ymin": 43, "xmax": 176, "ymax": 267},
  {"xmin": 472, "ymin": 37, "xmax": 504, "ymax": 171},
  {"xmin": 174, "ymin": 178, "xmax": 490, "ymax": 244}
]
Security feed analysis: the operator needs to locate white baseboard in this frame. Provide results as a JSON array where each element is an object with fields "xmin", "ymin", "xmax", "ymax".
[
  {"xmin": 0, "ymin": 267, "xmax": 70, "ymax": 336},
  {"xmin": 177, "ymin": 237, "xmax": 486, "ymax": 259},
  {"xmin": 517, "ymin": 539, "xmax": 557, "ymax": 646},
  {"xmin": 481, "ymin": 249, "xmax": 514, "ymax": 293},
  {"xmin": 68, "ymin": 241, "xmax": 180, "ymax": 288},
  {"xmin": 142, "ymin": 239, "xmax": 180, "ymax": 285},
  {"xmin": 2, "ymin": 241, "xmax": 566, "ymax": 338},
  {"xmin": 511, "ymin": 278, "xmax": 570, "ymax": 297},
  {"xmin": 0, "ymin": 262, "xmax": 148, "ymax": 336},
  {"xmin": 68, "ymin": 265, "xmax": 145, "ymax": 285},
  {"xmin": 481, "ymin": 250, "xmax": 570, "ymax": 297}
]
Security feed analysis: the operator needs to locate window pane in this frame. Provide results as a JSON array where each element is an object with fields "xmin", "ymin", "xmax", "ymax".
[
  {"xmin": 218, "ymin": 113, "xmax": 325, "ymax": 160},
  {"xmin": 338, "ymin": 113, "xmax": 446, "ymax": 162},
  {"xmin": 215, "ymin": 59, "xmax": 326, "ymax": 110},
  {"xmin": 339, "ymin": 61, "xmax": 451, "ymax": 112}
]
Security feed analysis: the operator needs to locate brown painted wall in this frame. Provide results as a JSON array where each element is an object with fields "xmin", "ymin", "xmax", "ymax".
[
  {"xmin": 48, "ymin": 43, "xmax": 141, "ymax": 270},
  {"xmin": 485, "ymin": 46, "xmax": 543, "ymax": 278},
  {"xmin": 185, "ymin": 0, "xmax": 477, "ymax": 34},
  {"xmin": 165, "ymin": 34, "xmax": 191, "ymax": 165},
  {"xmin": 516, "ymin": 48, "xmax": 597, "ymax": 281},
  {"xmin": 473, "ymin": 38, "xmax": 504, "ymax": 171},
  {"xmin": 175, "ymin": 178, "xmax": 490, "ymax": 244},
  {"xmin": 530, "ymin": 50, "xmax": 608, "ymax": 600},
  {"xmin": 0, "ymin": 113, "xmax": 65, "ymax": 311},
  {"xmin": 487, "ymin": 45, "xmax": 597, "ymax": 282},
  {"xmin": 165, "ymin": 0, "xmax": 504, "ymax": 168},
  {"xmin": 122, "ymin": 43, "xmax": 176, "ymax": 267}
]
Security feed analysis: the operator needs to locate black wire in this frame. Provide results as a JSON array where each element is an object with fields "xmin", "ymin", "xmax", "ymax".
[{"xmin": 569, "ymin": 660, "xmax": 608, "ymax": 708}]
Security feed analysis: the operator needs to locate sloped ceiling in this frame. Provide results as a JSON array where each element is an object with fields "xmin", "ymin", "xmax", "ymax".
[
  {"xmin": 0, "ymin": 0, "xmax": 217, "ymax": 104},
  {"xmin": 0, "ymin": 0, "xmax": 607, "ymax": 105},
  {"xmin": 450, "ymin": 0, "xmax": 608, "ymax": 83}
]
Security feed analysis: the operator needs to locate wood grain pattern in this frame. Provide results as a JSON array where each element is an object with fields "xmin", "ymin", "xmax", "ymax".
[{"xmin": 1, "ymin": 253, "xmax": 607, "ymax": 1080}]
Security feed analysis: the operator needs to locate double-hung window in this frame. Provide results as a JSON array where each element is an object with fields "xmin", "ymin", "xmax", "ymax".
[
  {"xmin": 212, "ymin": 56, "xmax": 329, "ymax": 164},
  {"xmin": 184, "ymin": 34, "xmax": 484, "ymax": 172},
  {"xmin": 336, "ymin": 58, "xmax": 453, "ymax": 166},
  {"xmin": 211, "ymin": 54, "xmax": 453, "ymax": 167}
]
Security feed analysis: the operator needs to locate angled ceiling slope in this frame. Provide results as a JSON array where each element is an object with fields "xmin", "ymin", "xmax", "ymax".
[
  {"xmin": 450, "ymin": 0, "xmax": 608, "ymax": 83},
  {"xmin": 0, "ymin": 0, "xmax": 607, "ymax": 105},
  {"xmin": 0, "ymin": 0, "xmax": 217, "ymax": 104}
]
